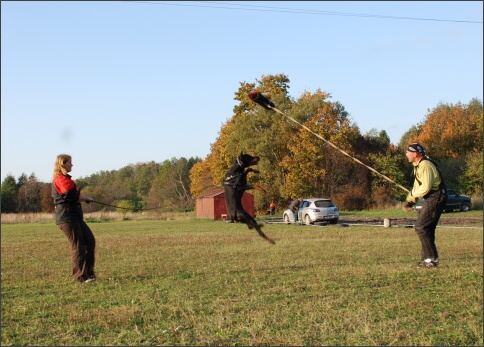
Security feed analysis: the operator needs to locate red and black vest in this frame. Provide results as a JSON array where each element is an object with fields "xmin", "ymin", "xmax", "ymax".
[{"xmin": 52, "ymin": 174, "xmax": 83, "ymax": 224}]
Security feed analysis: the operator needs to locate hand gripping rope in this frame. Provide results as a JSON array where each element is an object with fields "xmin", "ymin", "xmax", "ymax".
[{"xmin": 248, "ymin": 91, "xmax": 410, "ymax": 194}]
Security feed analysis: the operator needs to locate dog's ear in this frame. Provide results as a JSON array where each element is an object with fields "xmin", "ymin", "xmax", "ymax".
[{"xmin": 239, "ymin": 151, "xmax": 243, "ymax": 157}]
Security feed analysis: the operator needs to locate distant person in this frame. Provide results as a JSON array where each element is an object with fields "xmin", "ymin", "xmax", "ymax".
[
  {"xmin": 52, "ymin": 154, "xmax": 97, "ymax": 283},
  {"xmin": 269, "ymin": 201, "xmax": 276, "ymax": 215},
  {"xmin": 288, "ymin": 197, "xmax": 303, "ymax": 221},
  {"xmin": 402, "ymin": 143, "xmax": 447, "ymax": 268}
]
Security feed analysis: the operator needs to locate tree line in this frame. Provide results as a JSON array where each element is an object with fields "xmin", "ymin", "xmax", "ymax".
[{"xmin": 1, "ymin": 74, "xmax": 482, "ymax": 214}]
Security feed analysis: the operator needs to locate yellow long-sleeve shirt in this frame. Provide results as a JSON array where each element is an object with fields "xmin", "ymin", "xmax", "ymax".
[{"xmin": 406, "ymin": 159, "xmax": 442, "ymax": 204}]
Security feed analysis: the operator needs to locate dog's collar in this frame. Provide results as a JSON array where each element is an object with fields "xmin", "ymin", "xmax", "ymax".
[{"xmin": 236, "ymin": 157, "xmax": 244, "ymax": 167}]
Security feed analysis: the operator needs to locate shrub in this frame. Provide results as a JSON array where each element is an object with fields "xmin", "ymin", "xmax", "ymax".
[
  {"xmin": 371, "ymin": 186, "xmax": 399, "ymax": 209},
  {"xmin": 332, "ymin": 186, "xmax": 370, "ymax": 211}
]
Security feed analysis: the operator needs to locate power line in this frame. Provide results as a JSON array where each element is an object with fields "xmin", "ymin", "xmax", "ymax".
[{"xmin": 122, "ymin": 1, "xmax": 482, "ymax": 24}]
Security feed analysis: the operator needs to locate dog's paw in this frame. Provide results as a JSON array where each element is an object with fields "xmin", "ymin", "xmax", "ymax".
[{"xmin": 244, "ymin": 168, "xmax": 259, "ymax": 174}]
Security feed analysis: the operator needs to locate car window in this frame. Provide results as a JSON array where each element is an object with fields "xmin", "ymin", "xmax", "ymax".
[
  {"xmin": 301, "ymin": 201, "xmax": 310, "ymax": 208},
  {"xmin": 314, "ymin": 200, "xmax": 334, "ymax": 208}
]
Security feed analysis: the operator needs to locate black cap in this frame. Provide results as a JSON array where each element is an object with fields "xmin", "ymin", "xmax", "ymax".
[{"xmin": 407, "ymin": 143, "xmax": 426, "ymax": 155}]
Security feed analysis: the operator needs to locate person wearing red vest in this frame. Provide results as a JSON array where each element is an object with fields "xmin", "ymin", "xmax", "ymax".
[
  {"xmin": 269, "ymin": 201, "xmax": 276, "ymax": 215},
  {"xmin": 52, "ymin": 154, "xmax": 96, "ymax": 283}
]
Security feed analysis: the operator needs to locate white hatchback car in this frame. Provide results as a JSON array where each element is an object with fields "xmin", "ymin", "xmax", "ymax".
[{"xmin": 283, "ymin": 198, "xmax": 339, "ymax": 225}]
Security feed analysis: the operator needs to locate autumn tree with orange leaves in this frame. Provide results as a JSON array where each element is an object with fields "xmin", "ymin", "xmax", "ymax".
[
  {"xmin": 412, "ymin": 99, "xmax": 482, "ymax": 160},
  {"xmin": 403, "ymin": 98, "xmax": 482, "ymax": 191}
]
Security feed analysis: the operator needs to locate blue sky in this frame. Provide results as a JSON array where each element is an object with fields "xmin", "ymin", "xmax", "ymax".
[{"xmin": 2, "ymin": 1, "xmax": 482, "ymax": 183}]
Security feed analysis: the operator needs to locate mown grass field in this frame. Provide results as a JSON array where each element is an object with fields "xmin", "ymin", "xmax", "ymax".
[{"xmin": 1, "ymin": 213, "xmax": 482, "ymax": 346}]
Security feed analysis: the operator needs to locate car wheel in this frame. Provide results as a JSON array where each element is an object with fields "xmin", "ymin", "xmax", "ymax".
[
  {"xmin": 283, "ymin": 214, "xmax": 291, "ymax": 224},
  {"xmin": 304, "ymin": 215, "xmax": 312, "ymax": 225},
  {"xmin": 460, "ymin": 204, "xmax": 470, "ymax": 212},
  {"xmin": 329, "ymin": 219, "xmax": 338, "ymax": 224}
]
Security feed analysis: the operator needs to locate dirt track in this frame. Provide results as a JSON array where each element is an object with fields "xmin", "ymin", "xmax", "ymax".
[
  {"xmin": 264, "ymin": 215, "xmax": 483, "ymax": 228},
  {"xmin": 340, "ymin": 215, "xmax": 483, "ymax": 227}
]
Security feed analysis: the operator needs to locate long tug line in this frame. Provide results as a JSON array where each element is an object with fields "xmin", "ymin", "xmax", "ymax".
[
  {"xmin": 248, "ymin": 91, "xmax": 410, "ymax": 194},
  {"xmin": 91, "ymin": 200, "xmax": 163, "ymax": 211}
]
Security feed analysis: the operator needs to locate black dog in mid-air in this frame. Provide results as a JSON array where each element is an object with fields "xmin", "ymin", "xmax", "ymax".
[{"xmin": 223, "ymin": 153, "xmax": 275, "ymax": 245}]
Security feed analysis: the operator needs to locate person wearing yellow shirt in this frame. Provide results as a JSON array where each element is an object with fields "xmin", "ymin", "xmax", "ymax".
[{"xmin": 402, "ymin": 143, "xmax": 447, "ymax": 268}]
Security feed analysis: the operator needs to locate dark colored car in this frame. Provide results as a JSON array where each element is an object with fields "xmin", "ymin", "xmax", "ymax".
[
  {"xmin": 413, "ymin": 189, "xmax": 471, "ymax": 212},
  {"xmin": 444, "ymin": 189, "xmax": 472, "ymax": 212}
]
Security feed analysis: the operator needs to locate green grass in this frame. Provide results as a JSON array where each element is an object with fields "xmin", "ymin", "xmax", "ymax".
[{"xmin": 1, "ymin": 217, "xmax": 482, "ymax": 346}]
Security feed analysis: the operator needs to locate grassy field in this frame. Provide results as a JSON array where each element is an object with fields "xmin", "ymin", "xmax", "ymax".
[{"xmin": 1, "ymin": 215, "xmax": 482, "ymax": 346}]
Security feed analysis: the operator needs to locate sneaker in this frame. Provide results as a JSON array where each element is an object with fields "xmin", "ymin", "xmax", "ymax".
[
  {"xmin": 416, "ymin": 259, "xmax": 439, "ymax": 268},
  {"xmin": 77, "ymin": 275, "xmax": 96, "ymax": 283}
]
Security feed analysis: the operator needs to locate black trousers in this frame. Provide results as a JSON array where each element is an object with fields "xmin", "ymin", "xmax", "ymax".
[
  {"xmin": 59, "ymin": 220, "xmax": 96, "ymax": 281},
  {"xmin": 414, "ymin": 189, "xmax": 447, "ymax": 260}
]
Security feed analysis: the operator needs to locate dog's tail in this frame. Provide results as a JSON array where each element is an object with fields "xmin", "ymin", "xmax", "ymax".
[
  {"xmin": 249, "ymin": 220, "xmax": 275, "ymax": 245},
  {"xmin": 257, "ymin": 228, "xmax": 276, "ymax": 245},
  {"xmin": 237, "ymin": 211, "xmax": 275, "ymax": 244}
]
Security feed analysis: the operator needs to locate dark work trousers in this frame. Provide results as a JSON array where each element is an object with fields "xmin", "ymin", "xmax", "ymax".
[
  {"xmin": 414, "ymin": 189, "xmax": 447, "ymax": 260},
  {"xmin": 59, "ymin": 220, "xmax": 96, "ymax": 282}
]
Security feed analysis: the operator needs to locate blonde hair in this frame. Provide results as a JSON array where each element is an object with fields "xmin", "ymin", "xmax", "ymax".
[{"xmin": 52, "ymin": 154, "xmax": 72, "ymax": 179}]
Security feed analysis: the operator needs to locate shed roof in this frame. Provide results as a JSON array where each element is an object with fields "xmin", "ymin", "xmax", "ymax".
[{"xmin": 197, "ymin": 189, "xmax": 224, "ymax": 199}]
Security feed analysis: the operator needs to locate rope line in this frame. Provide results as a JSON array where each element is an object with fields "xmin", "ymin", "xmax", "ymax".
[
  {"xmin": 91, "ymin": 200, "xmax": 163, "ymax": 211},
  {"xmin": 267, "ymin": 105, "xmax": 410, "ymax": 194}
]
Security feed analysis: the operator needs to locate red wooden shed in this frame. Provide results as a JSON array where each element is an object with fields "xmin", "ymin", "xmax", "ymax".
[{"xmin": 195, "ymin": 189, "xmax": 255, "ymax": 220}]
